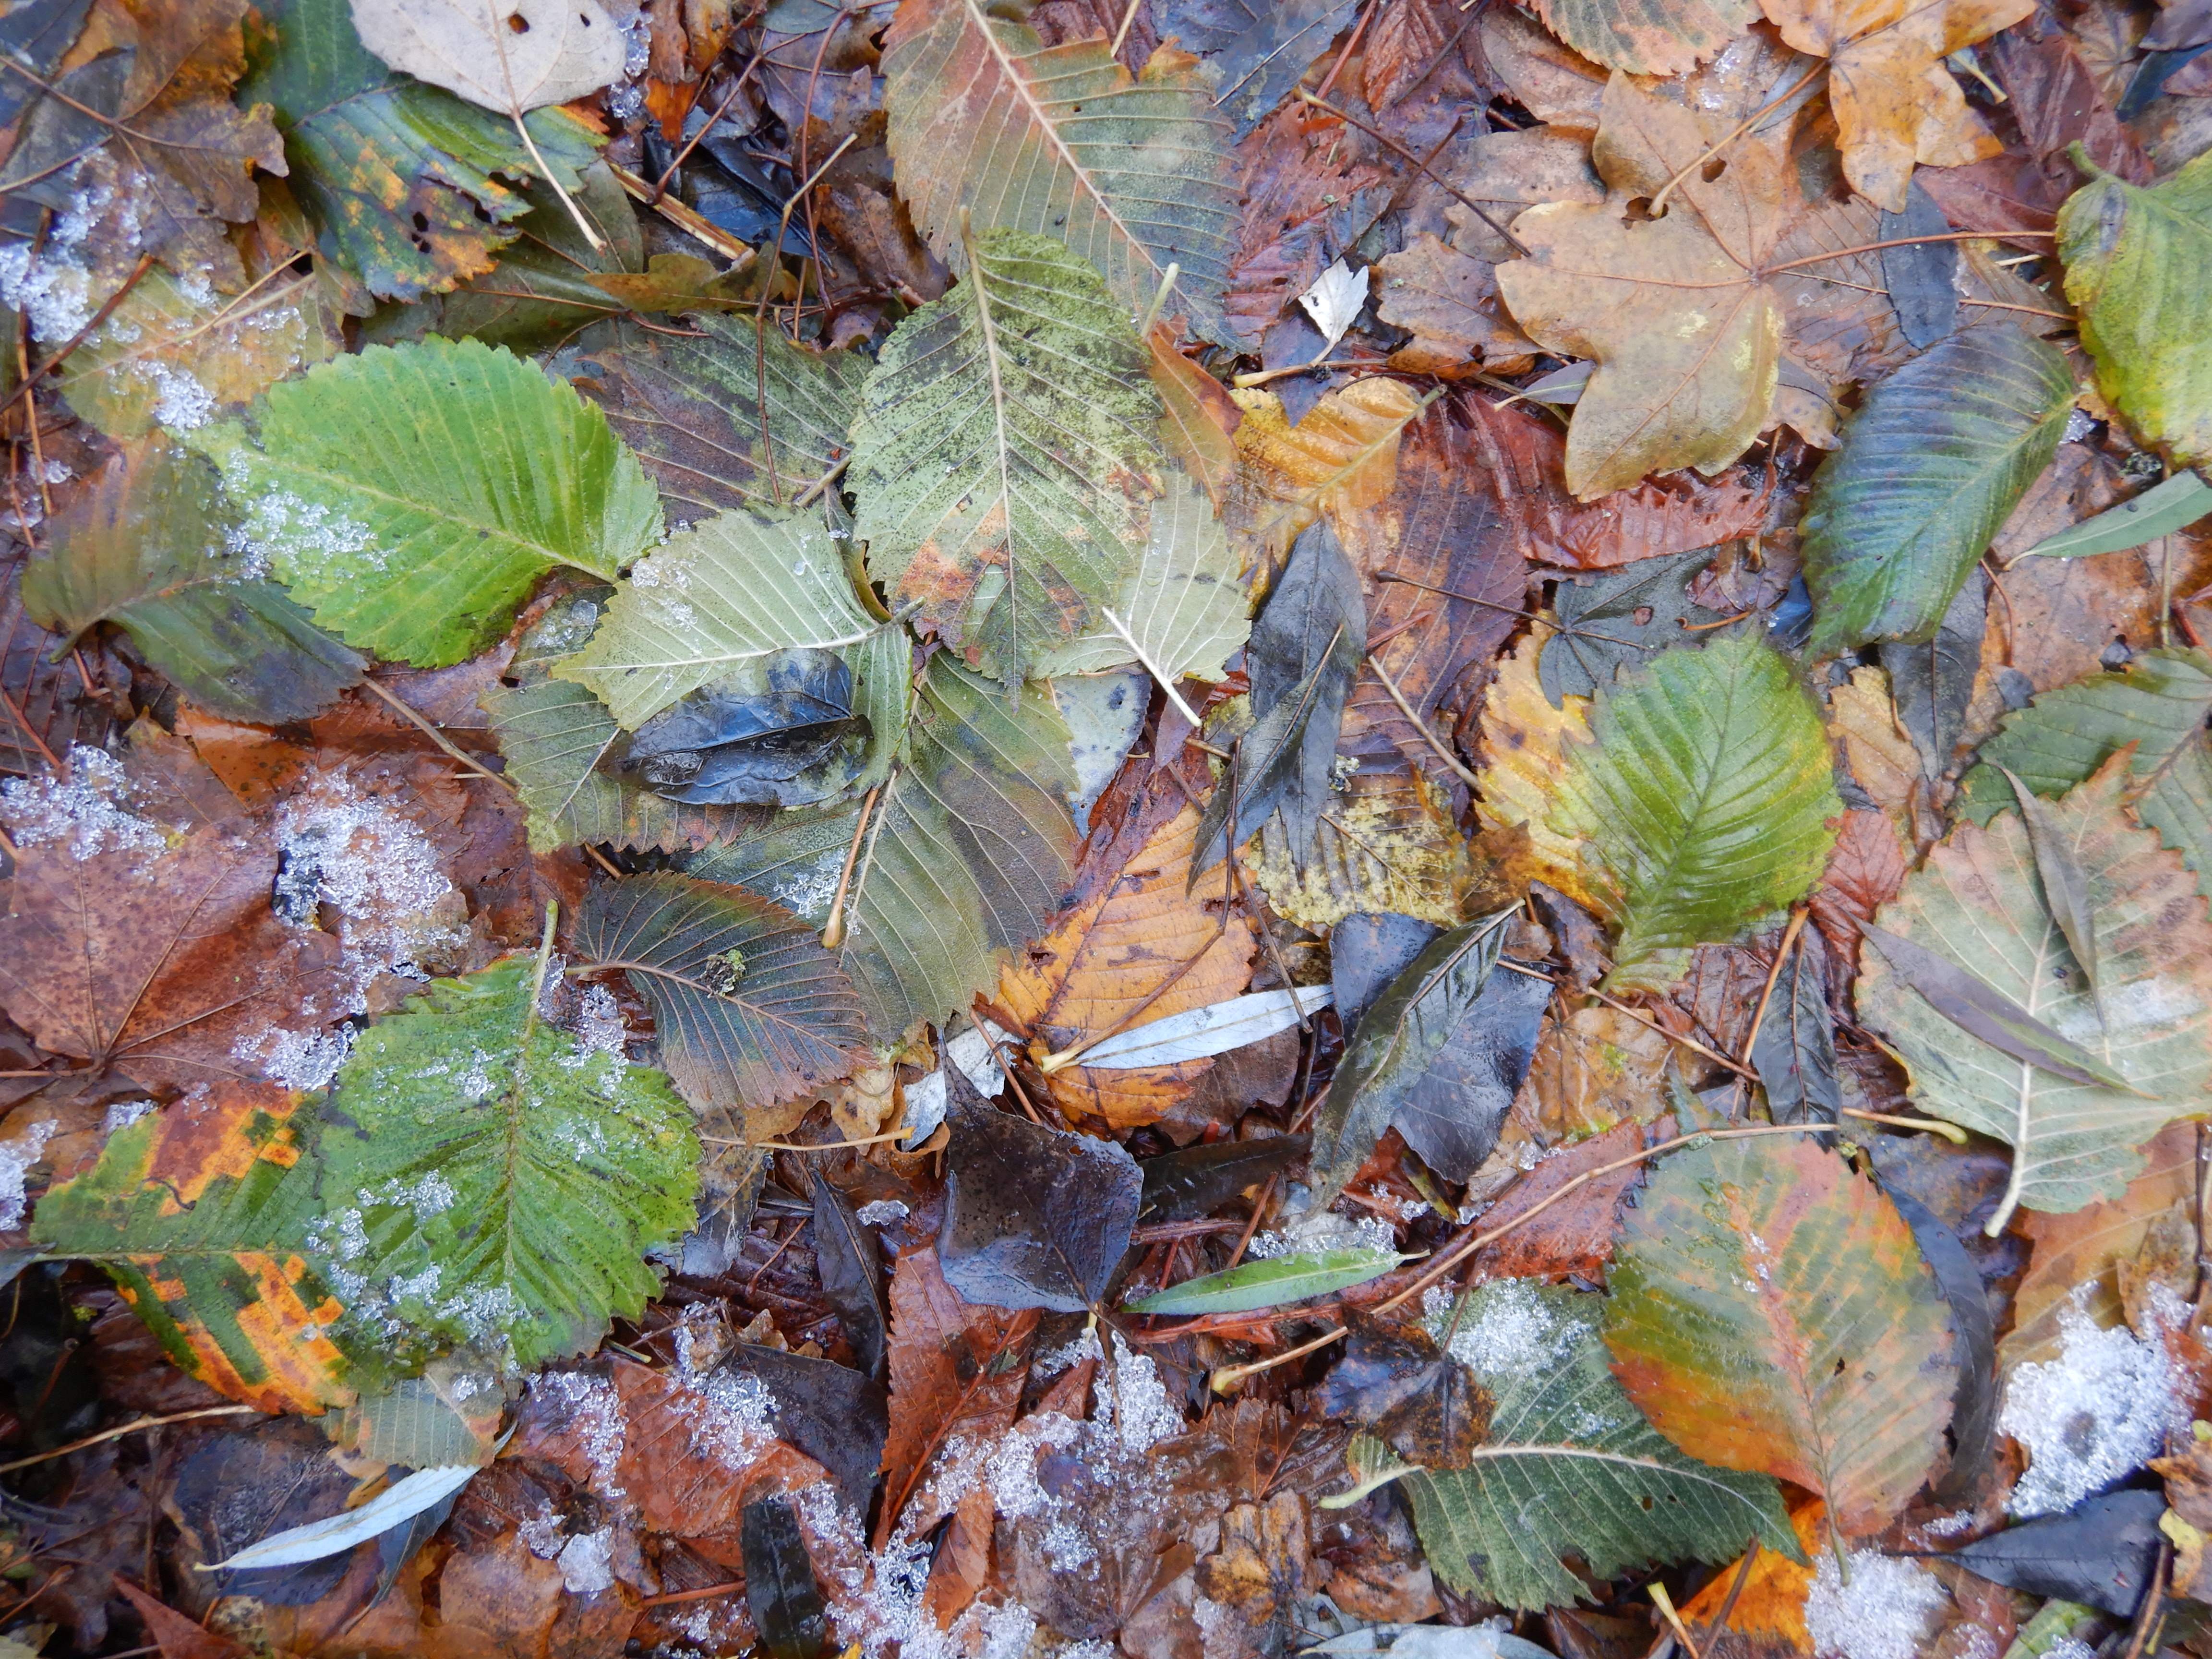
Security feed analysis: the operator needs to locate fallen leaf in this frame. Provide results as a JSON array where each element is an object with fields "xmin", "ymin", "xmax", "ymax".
[
  {"xmin": 1674, "ymin": 1500, "xmax": 1825, "ymax": 1648},
  {"xmin": 1313, "ymin": 1315, "xmax": 1491, "ymax": 1470},
  {"xmin": 1528, "ymin": 0, "xmax": 1755, "ymax": 75},
  {"xmin": 1809, "ymin": 805, "xmax": 1911, "ymax": 953},
  {"xmin": 1226, "ymin": 376, "xmax": 1423, "ymax": 573},
  {"xmin": 1373, "ymin": 234, "xmax": 1521, "ymax": 378},
  {"xmin": 1604, "ymin": 1134, "xmax": 1959, "ymax": 1539},
  {"xmin": 1538, "ymin": 546, "xmax": 1728, "ymax": 703},
  {"xmin": 1495, "ymin": 75, "xmax": 1790, "ymax": 499},
  {"xmin": 1130, "ymin": 1247, "xmax": 1409, "ymax": 1315},
  {"xmin": 1755, "ymin": 0, "xmax": 2031, "ymax": 211},
  {"xmin": 1251, "ymin": 759, "xmax": 1480, "ymax": 931},
  {"xmin": 1189, "ymin": 0, "xmax": 1358, "ymax": 134},
  {"xmin": 1224, "ymin": 95, "xmax": 1390, "ymax": 346},
  {"xmin": 1298, "ymin": 259, "xmax": 1369, "ymax": 349},
  {"xmin": 744, "ymin": 1493, "xmax": 831, "ymax": 1659},
  {"xmin": 1473, "ymin": 629, "xmax": 1599, "ymax": 910},
  {"xmin": 883, "ymin": 0, "xmax": 1239, "ymax": 338},
  {"xmin": 349, "ymin": 0, "xmax": 626, "ymax": 115},
  {"xmin": 1464, "ymin": 1114, "xmax": 1669, "ymax": 1281},
  {"xmin": 1858, "ymin": 752, "xmax": 2212, "ymax": 1225},
  {"xmin": 1751, "ymin": 925, "xmax": 1840, "ymax": 1124}
]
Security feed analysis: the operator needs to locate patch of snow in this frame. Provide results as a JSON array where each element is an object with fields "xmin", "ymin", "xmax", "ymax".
[
  {"xmin": 0, "ymin": 746, "xmax": 169, "ymax": 862},
  {"xmin": 0, "ymin": 1119, "xmax": 58, "ymax": 1230},
  {"xmin": 1999, "ymin": 1296, "xmax": 2188, "ymax": 1517},
  {"xmin": 517, "ymin": 1499, "xmax": 565, "ymax": 1559},
  {"xmin": 555, "ymin": 1527, "xmax": 615, "ymax": 1594},
  {"xmin": 1428, "ymin": 1278, "xmax": 1588, "ymax": 1382},
  {"xmin": 1803, "ymin": 1551, "xmax": 1947, "ymax": 1659},
  {"xmin": 533, "ymin": 1369, "xmax": 627, "ymax": 1501},
  {"xmin": 255, "ymin": 1024, "xmax": 354, "ymax": 1091},
  {"xmin": 144, "ymin": 362, "xmax": 215, "ymax": 430},
  {"xmin": 854, "ymin": 1198, "xmax": 909, "ymax": 1226},
  {"xmin": 101, "ymin": 1100, "xmax": 156, "ymax": 1132},
  {"xmin": 1100, "ymin": 1331, "xmax": 1184, "ymax": 1454},
  {"xmin": 39, "ymin": 458, "xmax": 70, "ymax": 485}
]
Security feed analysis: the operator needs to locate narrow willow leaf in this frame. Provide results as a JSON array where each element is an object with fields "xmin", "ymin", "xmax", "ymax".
[
  {"xmin": 1605, "ymin": 1136, "xmax": 1958, "ymax": 1539},
  {"xmin": 576, "ymin": 873, "xmax": 870, "ymax": 1114},
  {"xmin": 1859, "ymin": 924, "xmax": 2137, "ymax": 1093},
  {"xmin": 1803, "ymin": 327, "xmax": 2074, "ymax": 655},
  {"xmin": 576, "ymin": 314, "xmax": 870, "ymax": 526},
  {"xmin": 1124, "ymin": 1248, "xmax": 1407, "ymax": 1315},
  {"xmin": 206, "ymin": 1466, "xmax": 480, "ymax": 1571},
  {"xmin": 2014, "ymin": 469, "xmax": 2212, "ymax": 559},
  {"xmin": 1309, "ymin": 912, "xmax": 1515, "ymax": 1208},
  {"xmin": 1862, "ymin": 755, "xmax": 2212, "ymax": 1224},
  {"xmin": 23, "ymin": 440, "xmax": 361, "ymax": 722},
  {"xmin": 199, "ymin": 337, "xmax": 662, "ymax": 666},
  {"xmin": 1396, "ymin": 1281, "xmax": 1797, "ymax": 1611},
  {"xmin": 2004, "ymin": 766, "xmax": 2104, "ymax": 1016},
  {"xmin": 313, "ymin": 952, "xmax": 700, "ymax": 1376},
  {"xmin": 2058, "ymin": 146, "xmax": 2212, "ymax": 468},
  {"xmin": 1555, "ymin": 634, "xmax": 1840, "ymax": 987},
  {"xmin": 697, "ymin": 657, "xmax": 1079, "ymax": 1036},
  {"xmin": 478, "ymin": 678, "xmax": 757, "ymax": 853},
  {"xmin": 882, "ymin": 0, "xmax": 1239, "ymax": 339},
  {"xmin": 1959, "ymin": 647, "xmax": 2212, "ymax": 902},
  {"xmin": 851, "ymin": 229, "xmax": 1164, "ymax": 682},
  {"xmin": 1079, "ymin": 986, "xmax": 1334, "ymax": 1068},
  {"xmin": 553, "ymin": 505, "xmax": 884, "ymax": 730},
  {"xmin": 1033, "ymin": 471, "xmax": 1250, "ymax": 685},
  {"xmin": 29, "ymin": 1082, "xmax": 351, "ymax": 1414}
]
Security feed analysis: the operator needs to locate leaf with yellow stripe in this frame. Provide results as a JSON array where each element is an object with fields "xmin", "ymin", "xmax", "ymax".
[{"xmin": 32, "ymin": 1082, "xmax": 354, "ymax": 1414}]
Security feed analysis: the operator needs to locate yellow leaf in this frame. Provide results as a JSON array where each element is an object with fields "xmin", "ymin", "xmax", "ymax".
[
  {"xmin": 1226, "ymin": 376, "xmax": 1423, "ymax": 574},
  {"xmin": 1250, "ymin": 759, "xmax": 1478, "ymax": 931},
  {"xmin": 1475, "ymin": 630, "xmax": 1599, "ymax": 909}
]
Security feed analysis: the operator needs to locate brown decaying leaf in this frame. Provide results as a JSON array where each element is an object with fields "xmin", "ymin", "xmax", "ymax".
[
  {"xmin": 1755, "ymin": 0, "xmax": 2031, "ymax": 212},
  {"xmin": 1225, "ymin": 97, "xmax": 1389, "ymax": 345},
  {"xmin": 878, "ymin": 1246, "xmax": 1038, "ymax": 1549},
  {"xmin": 1809, "ymin": 805, "xmax": 1911, "ymax": 956},
  {"xmin": 113, "ymin": 1578, "xmax": 249, "ymax": 1659},
  {"xmin": 1495, "ymin": 75, "xmax": 1789, "ymax": 500},
  {"xmin": 998, "ymin": 795, "xmax": 1255, "ymax": 1131},
  {"xmin": 1227, "ymin": 377, "xmax": 1425, "ymax": 575},
  {"xmin": 1827, "ymin": 664, "xmax": 1927, "ymax": 844},
  {"xmin": 1513, "ymin": 1003, "xmax": 1675, "ymax": 1143},
  {"xmin": 1149, "ymin": 323, "xmax": 1242, "ymax": 512},
  {"xmin": 1472, "ymin": 629, "xmax": 1599, "ymax": 909},
  {"xmin": 1372, "ymin": 234, "xmax": 1520, "ymax": 378},
  {"xmin": 2001, "ymin": 1121, "xmax": 2198, "ymax": 1366},
  {"xmin": 1467, "ymin": 1114, "xmax": 1671, "ymax": 1282},
  {"xmin": 1462, "ymin": 394, "xmax": 1770, "ymax": 571},
  {"xmin": 0, "ymin": 814, "xmax": 342, "ymax": 1091}
]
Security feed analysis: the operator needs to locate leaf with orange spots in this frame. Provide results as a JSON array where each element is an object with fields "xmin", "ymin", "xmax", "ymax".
[
  {"xmin": 998, "ymin": 795, "xmax": 1256, "ymax": 1130},
  {"xmin": 30, "ymin": 1082, "xmax": 355, "ymax": 1414}
]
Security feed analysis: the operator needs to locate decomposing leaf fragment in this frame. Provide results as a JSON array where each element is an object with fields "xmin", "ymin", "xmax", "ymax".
[
  {"xmin": 348, "ymin": 0, "xmax": 625, "ymax": 114},
  {"xmin": 1604, "ymin": 1135, "xmax": 1959, "ymax": 1539}
]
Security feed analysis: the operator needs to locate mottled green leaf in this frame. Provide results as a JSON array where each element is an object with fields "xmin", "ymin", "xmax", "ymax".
[
  {"xmin": 1604, "ymin": 1135, "xmax": 1958, "ymax": 1539},
  {"xmin": 1860, "ymin": 755, "xmax": 2212, "ymax": 1226},
  {"xmin": 851, "ymin": 228, "xmax": 1163, "ymax": 681},
  {"xmin": 425, "ymin": 162, "xmax": 643, "ymax": 352},
  {"xmin": 201, "ymin": 337, "xmax": 661, "ymax": 667},
  {"xmin": 575, "ymin": 873, "xmax": 869, "ymax": 1115},
  {"xmin": 1555, "ymin": 634, "xmax": 1840, "ymax": 988},
  {"xmin": 313, "ymin": 950, "xmax": 699, "ymax": 1376},
  {"xmin": 22, "ymin": 440, "xmax": 361, "ymax": 721},
  {"xmin": 243, "ymin": 0, "xmax": 600, "ymax": 312},
  {"xmin": 1125, "ymin": 1248, "xmax": 1407, "ymax": 1315},
  {"xmin": 883, "ymin": 0, "xmax": 1239, "ymax": 340},
  {"xmin": 1395, "ymin": 1281, "xmax": 1796, "ymax": 1611},
  {"xmin": 576, "ymin": 314, "xmax": 870, "ymax": 528},
  {"xmin": 1803, "ymin": 327, "xmax": 2074, "ymax": 656},
  {"xmin": 2059, "ymin": 146, "xmax": 2212, "ymax": 467}
]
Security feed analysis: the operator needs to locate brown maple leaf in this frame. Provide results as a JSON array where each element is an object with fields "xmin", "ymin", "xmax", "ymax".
[
  {"xmin": 1757, "ymin": 0, "xmax": 2031, "ymax": 212},
  {"xmin": 0, "ymin": 812, "xmax": 340, "ymax": 1092}
]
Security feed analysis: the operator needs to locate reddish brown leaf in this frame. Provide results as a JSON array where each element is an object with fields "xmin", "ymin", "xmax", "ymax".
[
  {"xmin": 1809, "ymin": 807, "xmax": 1911, "ymax": 957},
  {"xmin": 1468, "ymin": 1115, "xmax": 1671, "ymax": 1282},
  {"xmin": 1364, "ymin": 0, "xmax": 1482, "ymax": 112},
  {"xmin": 1225, "ymin": 99, "xmax": 1389, "ymax": 344},
  {"xmin": 112, "ymin": 1578, "xmax": 250, "ymax": 1659},
  {"xmin": 878, "ymin": 1247, "xmax": 1039, "ymax": 1548}
]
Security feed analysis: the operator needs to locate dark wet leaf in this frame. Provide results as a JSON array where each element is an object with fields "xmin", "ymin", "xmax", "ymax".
[
  {"xmin": 1538, "ymin": 547, "xmax": 1721, "ymax": 706},
  {"xmin": 420, "ymin": 162, "xmax": 642, "ymax": 352},
  {"xmin": 174, "ymin": 1418, "xmax": 363, "ymax": 1605},
  {"xmin": 937, "ymin": 1075, "xmax": 1143, "ymax": 1313},
  {"xmin": 616, "ymin": 647, "xmax": 874, "ymax": 809},
  {"xmin": 1878, "ymin": 180, "xmax": 1960, "ymax": 349},
  {"xmin": 1330, "ymin": 912, "xmax": 1441, "ymax": 1030},
  {"xmin": 1942, "ymin": 1488, "xmax": 2165, "ymax": 1617},
  {"xmin": 1803, "ymin": 327, "xmax": 2074, "ymax": 655},
  {"xmin": 809, "ymin": 1164, "xmax": 886, "ymax": 1380},
  {"xmin": 1185, "ymin": 0, "xmax": 1360, "ymax": 135},
  {"xmin": 0, "ymin": 0, "xmax": 92, "ymax": 130},
  {"xmin": 1880, "ymin": 565, "xmax": 1985, "ymax": 782},
  {"xmin": 1309, "ymin": 910, "xmax": 1527, "ymax": 1205},
  {"xmin": 722, "ymin": 1344, "xmax": 888, "ymax": 1514},
  {"xmin": 1750, "ymin": 926, "xmax": 1839, "ymax": 1125},
  {"xmin": 1884, "ymin": 1187, "xmax": 1997, "ymax": 1504},
  {"xmin": 1314, "ymin": 1315, "xmax": 1492, "ymax": 1471},
  {"xmin": 22, "ymin": 440, "xmax": 362, "ymax": 723},
  {"xmin": 576, "ymin": 872, "xmax": 870, "ymax": 1115},
  {"xmin": 1859, "ymin": 922, "xmax": 2139, "ymax": 1093},
  {"xmin": 743, "ymin": 1495, "xmax": 830, "ymax": 1659},
  {"xmin": 1137, "ymin": 1134, "xmax": 1311, "ymax": 1223}
]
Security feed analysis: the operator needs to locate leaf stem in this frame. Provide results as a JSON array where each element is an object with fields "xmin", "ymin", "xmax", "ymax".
[
  {"xmin": 511, "ymin": 112, "xmax": 605, "ymax": 252},
  {"xmin": 1102, "ymin": 606, "xmax": 1202, "ymax": 727},
  {"xmin": 822, "ymin": 783, "xmax": 881, "ymax": 951},
  {"xmin": 1760, "ymin": 229, "xmax": 2055, "ymax": 277},
  {"xmin": 1364, "ymin": 652, "xmax": 1480, "ymax": 788},
  {"xmin": 1736, "ymin": 905, "xmax": 1809, "ymax": 1070},
  {"xmin": 0, "ymin": 1405, "xmax": 258, "ymax": 1473}
]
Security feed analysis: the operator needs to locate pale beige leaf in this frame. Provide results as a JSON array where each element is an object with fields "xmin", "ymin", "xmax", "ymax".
[{"xmin": 350, "ymin": 0, "xmax": 626, "ymax": 113}]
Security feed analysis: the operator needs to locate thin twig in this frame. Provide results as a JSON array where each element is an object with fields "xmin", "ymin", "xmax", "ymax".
[
  {"xmin": 1761, "ymin": 229, "xmax": 2055, "ymax": 277},
  {"xmin": 822, "ymin": 784, "xmax": 880, "ymax": 951},
  {"xmin": 609, "ymin": 161, "xmax": 758, "ymax": 264},
  {"xmin": 704, "ymin": 1129, "xmax": 911, "ymax": 1152},
  {"xmin": 0, "ymin": 1406, "xmax": 258, "ymax": 1474},
  {"xmin": 1581, "ymin": 985, "xmax": 1756, "ymax": 1079},
  {"xmin": 1366, "ymin": 653, "xmax": 1479, "ymax": 788},
  {"xmin": 1737, "ymin": 906, "xmax": 1809, "ymax": 1069},
  {"xmin": 359, "ymin": 679, "xmax": 512, "ymax": 792},
  {"xmin": 1296, "ymin": 89, "xmax": 1528, "ymax": 255},
  {"xmin": 1109, "ymin": 0, "xmax": 1144, "ymax": 56},
  {"xmin": 1839, "ymin": 1107, "xmax": 1968, "ymax": 1143},
  {"xmin": 0, "ymin": 251, "xmax": 156, "ymax": 423},
  {"xmin": 640, "ymin": 1580, "xmax": 745, "ymax": 1608},
  {"xmin": 1231, "ymin": 357, "xmax": 1386, "ymax": 389}
]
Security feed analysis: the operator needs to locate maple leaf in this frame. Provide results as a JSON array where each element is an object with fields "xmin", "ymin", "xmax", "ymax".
[
  {"xmin": 1756, "ymin": 0, "xmax": 2030, "ymax": 212},
  {"xmin": 0, "ymin": 810, "xmax": 341, "ymax": 1092},
  {"xmin": 1495, "ymin": 75, "xmax": 1791, "ymax": 499}
]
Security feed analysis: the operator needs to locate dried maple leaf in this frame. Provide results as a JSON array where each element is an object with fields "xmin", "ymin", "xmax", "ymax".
[
  {"xmin": 1000, "ymin": 791, "xmax": 1256, "ymax": 1131},
  {"xmin": 1755, "ymin": 0, "xmax": 2032, "ymax": 212},
  {"xmin": 0, "ymin": 811, "xmax": 341, "ymax": 1092},
  {"xmin": 1496, "ymin": 75, "xmax": 1792, "ymax": 499}
]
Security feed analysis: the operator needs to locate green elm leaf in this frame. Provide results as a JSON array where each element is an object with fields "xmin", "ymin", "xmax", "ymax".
[
  {"xmin": 23, "ymin": 440, "xmax": 361, "ymax": 722},
  {"xmin": 850, "ymin": 228, "xmax": 1165, "ymax": 683},
  {"xmin": 1803, "ymin": 326, "xmax": 2074, "ymax": 656},
  {"xmin": 1393, "ymin": 1280, "xmax": 1797, "ymax": 1611},
  {"xmin": 2058, "ymin": 146, "xmax": 2212, "ymax": 468},
  {"xmin": 575, "ymin": 873, "xmax": 870, "ymax": 1115},
  {"xmin": 311, "ymin": 949, "xmax": 699, "ymax": 1377},
  {"xmin": 1554, "ymin": 633, "xmax": 1840, "ymax": 989},
  {"xmin": 1124, "ymin": 1248, "xmax": 1408, "ymax": 1315}
]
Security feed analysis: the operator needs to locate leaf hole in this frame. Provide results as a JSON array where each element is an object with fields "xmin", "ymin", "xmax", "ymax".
[
  {"xmin": 507, "ymin": 10, "xmax": 530, "ymax": 29},
  {"xmin": 1700, "ymin": 157, "xmax": 1727, "ymax": 182},
  {"xmin": 1624, "ymin": 196, "xmax": 1664, "ymax": 222}
]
